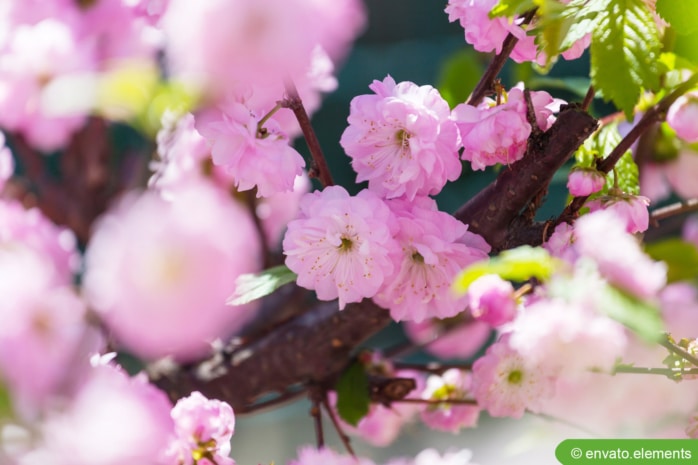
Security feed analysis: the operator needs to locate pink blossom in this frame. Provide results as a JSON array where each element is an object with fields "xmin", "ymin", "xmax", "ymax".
[
  {"xmin": 149, "ymin": 111, "xmax": 218, "ymax": 199},
  {"xmin": 543, "ymin": 222, "xmax": 578, "ymax": 263},
  {"xmin": 420, "ymin": 369, "xmax": 480, "ymax": 433},
  {"xmin": 445, "ymin": 0, "xmax": 511, "ymax": 54},
  {"xmin": 566, "ymin": 168, "xmax": 606, "ymax": 196},
  {"xmin": 574, "ymin": 210, "xmax": 666, "ymax": 300},
  {"xmin": 0, "ymin": 200, "xmax": 79, "ymax": 284},
  {"xmin": 374, "ymin": 197, "xmax": 490, "ymax": 322},
  {"xmin": 509, "ymin": 299, "xmax": 627, "ymax": 377},
  {"xmin": 453, "ymin": 96, "xmax": 531, "ymax": 171},
  {"xmin": 0, "ymin": 19, "xmax": 93, "ymax": 151},
  {"xmin": 471, "ymin": 335, "xmax": 556, "ymax": 418},
  {"xmin": 0, "ymin": 246, "xmax": 93, "ymax": 419},
  {"xmin": 403, "ymin": 317, "xmax": 492, "ymax": 360},
  {"xmin": 340, "ymin": 76, "xmax": 462, "ymax": 200},
  {"xmin": 587, "ymin": 192, "xmax": 651, "ymax": 234},
  {"xmin": 167, "ymin": 392, "xmax": 236, "ymax": 465},
  {"xmin": 24, "ymin": 364, "xmax": 174, "ymax": 465},
  {"xmin": 283, "ymin": 186, "xmax": 399, "ymax": 309},
  {"xmin": 639, "ymin": 162, "xmax": 672, "ymax": 202},
  {"xmin": 411, "ymin": 449, "xmax": 477, "ymax": 465},
  {"xmin": 466, "ymin": 274, "xmax": 518, "ymax": 327},
  {"xmin": 198, "ymin": 100, "xmax": 305, "ymax": 198},
  {"xmin": 667, "ymin": 92, "xmax": 698, "ymax": 143},
  {"xmin": 162, "ymin": 0, "xmax": 364, "ymax": 98},
  {"xmin": 83, "ymin": 183, "xmax": 261, "ymax": 361}
]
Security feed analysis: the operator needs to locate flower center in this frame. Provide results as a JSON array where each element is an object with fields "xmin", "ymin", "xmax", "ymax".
[
  {"xmin": 507, "ymin": 370, "xmax": 523, "ymax": 385},
  {"xmin": 338, "ymin": 237, "xmax": 354, "ymax": 252}
]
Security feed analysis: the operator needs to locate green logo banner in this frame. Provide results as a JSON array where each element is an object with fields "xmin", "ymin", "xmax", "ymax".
[{"xmin": 556, "ymin": 439, "xmax": 698, "ymax": 464}]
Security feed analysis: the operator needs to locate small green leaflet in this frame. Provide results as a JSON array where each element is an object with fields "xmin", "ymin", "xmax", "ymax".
[
  {"xmin": 437, "ymin": 50, "xmax": 483, "ymax": 109},
  {"xmin": 453, "ymin": 246, "xmax": 557, "ymax": 293},
  {"xmin": 597, "ymin": 285, "xmax": 664, "ymax": 342},
  {"xmin": 335, "ymin": 360, "xmax": 370, "ymax": 427},
  {"xmin": 590, "ymin": 0, "xmax": 663, "ymax": 117},
  {"xmin": 573, "ymin": 123, "xmax": 639, "ymax": 196},
  {"xmin": 490, "ymin": 0, "xmax": 535, "ymax": 18},
  {"xmin": 226, "ymin": 265, "xmax": 297, "ymax": 306},
  {"xmin": 0, "ymin": 383, "xmax": 11, "ymax": 419},
  {"xmin": 645, "ymin": 239, "xmax": 698, "ymax": 283},
  {"xmin": 656, "ymin": 0, "xmax": 698, "ymax": 35}
]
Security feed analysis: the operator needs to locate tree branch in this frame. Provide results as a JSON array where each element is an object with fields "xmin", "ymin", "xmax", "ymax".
[{"xmin": 454, "ymin": 104, "xmax": 598, "ymax": 251}]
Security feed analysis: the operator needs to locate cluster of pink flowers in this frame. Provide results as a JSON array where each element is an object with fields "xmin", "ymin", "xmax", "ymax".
[
  {"xmin": 445, "ymin": 0, "xmax": 590, "ymax": 66},
  {"xmin": 0, "ymin": 0, "xmax": 160, "ymax": 151}
]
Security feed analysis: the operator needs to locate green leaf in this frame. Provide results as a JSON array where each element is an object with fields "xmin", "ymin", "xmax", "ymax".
[
  {"xmin": 656, "ymin": 0, "xmax": 698, "ymax": 35},
  {"xmin": 491, "ymin": 0, "xmax": 536, "ymax": 18},
  {"xmin": 437, "ymin": 50, "xmax": 483, "ymax": 108},
  {"xmin": 226, "ymin": 265, "xmax": 297, "ymax": 306},
  {"xmin": 453, "ymin": 246, "xmax": 557, "ymax": 293},
  {"xmin": 598, "ymin": 285, "xmax": 664, "ymax": 342},
  {"xmin": 335, "ymin": 361, "xmax": 370, "ymax": 427},
  {"xmin": 645, "ymin": 239, "xmax": 698, "ymax": 283},
  {"xmin": 590, "ymin": 0, "xmax": 663, "ymax": 117},
  {"xmin": 0, "ymin": 383, "xmax": 11, "ymax": 419}
]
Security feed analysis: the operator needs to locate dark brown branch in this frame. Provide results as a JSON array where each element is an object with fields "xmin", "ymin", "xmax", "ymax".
[
  {"xmin": 454, "ymin": 105, "xmax": 598, "ymax": 251},
  {"xmin": 152, "ymin": 299, "xmax": 392, "ymax": 413},
  {"xmin": 283, "ymin": 80, "xmax": 334, "ymax": 187},
  {"xmin": 467, "ymin": 10, "xmax": 536, "ymax": 107}
]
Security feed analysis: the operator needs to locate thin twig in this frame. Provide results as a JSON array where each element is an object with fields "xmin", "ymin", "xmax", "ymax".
[
  {"xmin": 613, "ymin": 365, "xmax": 698, "ymax": 376},
  {"xmin": 392, "ymin": 362, "xmax": 472, "ymax": 374},
  {"xmin": 310, "ymin": 398, "xmax": 324, "ymax": 448},
  {"xmin": 650, "ymin": 199, "xmax": 698, "ymax": 222},
  {"xmin": 659, "ymin": 335, "xmax": 698, "ymax": 368},
  {"xmin": 282, "ymin": 79, "xmax": 334, "ymax": 187},
  {"xmin": 468, "ymin": 10, "xmax": 537, "ymax": 106},
  {"xmin": 321, "ymin": 396, "xmax": 355, "ymax": 457},
  {"xmin": 581, "ymin": 85, "xmax": 595, "ymax": 111},
  {"xmin": 391, "ymin": 397, "xmax": 478, "ymax": 406}
]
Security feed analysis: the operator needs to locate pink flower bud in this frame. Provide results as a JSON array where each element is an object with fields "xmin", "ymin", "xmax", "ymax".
[{"xmin": 567, "ymin": 168, "xmax": 606, "ymax": 196}]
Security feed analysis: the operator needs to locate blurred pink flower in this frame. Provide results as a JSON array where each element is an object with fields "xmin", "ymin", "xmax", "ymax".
[
  {"xmin": 374, "ymin": 197, "xmax": 490, "ymax": 322},
  {"xmin": 340, "ymin": 75, "xmax": 462, "ymax": 200},
  {"xmin": 510, "ymin": 299, "xmax": 627, "ymax": 377},
  {"xmin": 574, "ymin": 210, "xmax": 666, "ymax": 300},
  {"xmin": 289, "ymin": 447, "xmax": 375, "ymax": 465},
  {"xmin": 543, "ymin": 222, "xmax": 578, "ymax": 263},
  {"xmin": 256, "ymin": 173, "xmax": 312, "ymax": 247},
  {"xmin": 667, "ymin": 92, "xmax": 698, "ymax": 143},
  {"xmin": 283, "ymin": 186, "xmax": 398, "ymax": 309},
  {"xmin": 162, "ymin": 0, "xmax": 364, "ymax": 98},
  {"xmin": 25, "ymin": 364, "xmax": 174, "ymax": 465},
  {"xmin": 587, "ymin": 192, "xmax": 650, "ymax": 234},
  {"xmin": 471, "ymin": 335, "xmax": 556, "ymax": 418},
  {"xmin": 466, "ymin": 274, "xmax": 518, "ymax": 327},
  {"xmin": 420, "ymin": 369, "xmax": 480, "ymax": 433},
  {"xmin": 83, "ymin": 183, "xmax": 261, "ymax": 361}
]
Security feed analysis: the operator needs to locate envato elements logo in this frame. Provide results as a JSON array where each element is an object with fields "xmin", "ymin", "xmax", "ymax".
[{"xmin": 556, "ymin": 439, "xmax": 697, "ymax": 464}]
